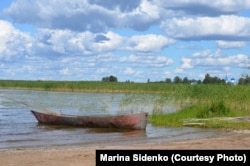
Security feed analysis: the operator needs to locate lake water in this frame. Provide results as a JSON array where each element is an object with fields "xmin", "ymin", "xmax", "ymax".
[{"xmin": 0, "ymin": 89, "xmax": 228, "ymax": 150}]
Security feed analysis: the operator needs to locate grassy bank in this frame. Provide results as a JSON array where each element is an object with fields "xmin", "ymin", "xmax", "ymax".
[
  {"xmin": 150, "ymin": 84, "xmax": 250, "ymax": 129},
  {"xmin": 1, "ymin": 80, "xmax": 249, "ymax": 129}
]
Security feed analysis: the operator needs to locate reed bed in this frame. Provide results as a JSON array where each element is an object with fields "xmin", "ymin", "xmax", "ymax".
[
  {"xmin": 1, "ymin": 80, "xmax": 249, "ymax": 129},
  {"xmin": 150, "ymin": 84, "xmax": 250, "ymax": 129},
  {"xmin": 0, "ymin": 80, "xmax": 168, "ymax": 93}
]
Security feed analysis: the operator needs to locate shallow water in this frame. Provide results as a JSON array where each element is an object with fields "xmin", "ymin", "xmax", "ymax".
[{"xmin": 0, "ymin": 89, "xmax": 227, "ymax": 150}]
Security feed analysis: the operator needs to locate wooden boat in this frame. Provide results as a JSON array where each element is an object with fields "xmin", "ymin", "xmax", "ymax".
[{"xmin": 31, "ymin": 110, "xmax": 148, "ymax": 130}]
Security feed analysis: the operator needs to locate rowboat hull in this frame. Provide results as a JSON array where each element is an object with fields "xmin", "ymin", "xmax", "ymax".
[{"xmin": 31, "ymin": 110, "xmax": 148, "ymax": 130}]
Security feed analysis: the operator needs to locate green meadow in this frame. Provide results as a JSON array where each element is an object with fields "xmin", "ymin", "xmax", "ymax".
[{"xmin": 0, "ymin": 80, "xmax": 249, "ymax": 129}]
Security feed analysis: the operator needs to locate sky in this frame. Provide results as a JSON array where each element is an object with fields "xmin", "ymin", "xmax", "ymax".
[{"xmin": 0, "ymin": 0, "xmax": 249, "ymax": 82}]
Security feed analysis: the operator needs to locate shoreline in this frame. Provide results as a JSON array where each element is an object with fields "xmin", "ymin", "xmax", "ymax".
[{"xmin": 1, "ymin": 131, "xmax": 250, "ymax": 166}]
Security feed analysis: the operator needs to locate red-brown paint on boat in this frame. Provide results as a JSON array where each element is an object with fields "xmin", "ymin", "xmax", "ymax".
[{"xmin": 31, "ymin": 110, "xmax": 148, "ymax": 130}]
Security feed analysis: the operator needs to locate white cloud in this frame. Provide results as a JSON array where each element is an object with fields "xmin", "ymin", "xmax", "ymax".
[
  {"xmin": 124, "ymin": 67, "xmax": 136, "ymax": 75},
  {"xmin": 192, "ymin": 49, "xmax": 212, "ymax": 57},
  {"xmin": 181, "ymin": 58, "xmax": 193, "ymax": 69},
  {"xmin": 161, "ymin": 15, "xmax": 250, "ymax": 41},
  {"xmin": 1, "ymin": 1, "xmax": 250, "ymax": 82},
  {"xmin": 35, "ymin": 29, "xmax": 95, "ymax": 57},
  {"xmin": 216, "ymin": 40, "xmax": 248, "ymax": 49},
  {"xmin": 0, "ymin": 20, "xmax": 33, "ymax": 61},
  {"xmin": 180, "ymin": 50, "xmax": 249, "ymax": 71},
  {"xmin": 174, "ymin": 67, "xmax": 184, "ymax": 74},
  {"xmin": 60, "ymin": 68, "xmax": 70, "ymax": 75},
  {"xmin": 33, "ymin": 29, "xmax": 173, "ymax": 57},
  {"xmin": 3, "ymin": 0, "xmax": 160, "ymax": 32},
  {"xmin": 126, "ymin": 34, "xmax": 175, "ymax": 52},
  {"xmin": 3, "ymin": 0, "xmax": 250, "ymax": 34},
  {"xmin": 134, "ymin": 0, "xmax": 160, "ymax": 19},
  {"xmin": 91, "ymin": 32, "xmax": 124, "ymax": 53},
  {"xmin": 118, "ymin": 54, "xmax": 173, "ymax": 68},
  {"xmin": 154, "ymin": 56, "xmax": 174, "ymax": 67},
  {"xmin": 174, "ymin": 50, "xmax": 249, "ymax": 80},
  {"xmin": 3, "ymin": 0, "xmax": 118, "ymax": 32},
  {"xmin": 159, "ymin": 0, "xmax": 250, "ymax": 15}
]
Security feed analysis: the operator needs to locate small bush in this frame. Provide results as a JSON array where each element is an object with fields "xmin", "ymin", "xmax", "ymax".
[{"xmin": 197, "ymin": 101, "xmax": 230, "ymax": 118}]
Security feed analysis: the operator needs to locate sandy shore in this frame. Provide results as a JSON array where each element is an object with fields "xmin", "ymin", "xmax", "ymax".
[{"xmin": 1, "ymin": 130, "xmax": 250, "ymax": 166}]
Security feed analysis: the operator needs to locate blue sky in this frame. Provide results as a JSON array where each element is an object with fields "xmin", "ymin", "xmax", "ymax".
[{"xmin": 0, "ymin": 0, "xmax": 249, "ymax": 82}]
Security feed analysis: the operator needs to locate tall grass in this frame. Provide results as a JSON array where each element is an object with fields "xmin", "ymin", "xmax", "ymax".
[
  {"xmin": 150, "ymin": 84, "xmax": 250, "ymax": 128},
  {"xmin": 1, "ymin": 80, "xmax": 249, "ymax": 128},
  {"xmin": 0, "ymin": 80, "xmax": 168, "ymax": 93}
]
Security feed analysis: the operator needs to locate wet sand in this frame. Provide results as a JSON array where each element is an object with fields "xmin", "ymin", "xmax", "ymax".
[{"xmin": 1, "ymin": 130, "xmax": 250, "ymax": 166}]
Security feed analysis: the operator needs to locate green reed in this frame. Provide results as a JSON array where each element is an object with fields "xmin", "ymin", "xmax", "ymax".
[
  {"xmin": 0, "ymin": 80, "xmax": 169, "ymax": 93},
  {"xmin": 150, "ymin": 84, "xmax": 250, "ymax": 129},
  {"xmin": 1, "ymin": 80, "xmax": 249, "ymax": 129}
]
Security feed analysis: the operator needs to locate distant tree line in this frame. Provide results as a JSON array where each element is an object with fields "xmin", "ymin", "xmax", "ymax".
[
  {"xmin": 165, "ymin": 73, "xmax": 249, "ymax": 85},
  {"xmin": 101, "ymin": 75, "xmax": 118, "ymax": 82},
  {"xmin": 101, "ymin": 73, "xmax": 250, "ymax": 85},
  {"xmin": 238, "ymin": 75, "xmax": 250, "ymax": 85},
  {"xmin": 165, "ymin": 76, "xmax": 202, "ymax": 84},
  {"xmin": 203, "ymin": 74, "xmax": 225, "ymax": 84}
]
